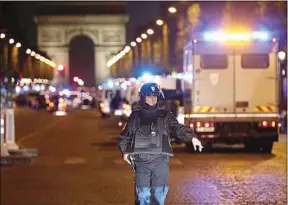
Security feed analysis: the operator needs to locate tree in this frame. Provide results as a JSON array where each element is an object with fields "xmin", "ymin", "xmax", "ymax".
[
  {"xmin": 255, "ymin": 1, "xmax": 287, "ymax": 49},
  {"xmin": 186, "ymin": 3, "xmax": 201, "ymax": 33},
  {"xmin": 221, "ymin": 1, "xmax": 233, "ymax": 28}
]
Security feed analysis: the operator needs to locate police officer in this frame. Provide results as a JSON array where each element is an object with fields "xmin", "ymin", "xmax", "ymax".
[{"xmin": 117, "ymin": 83, "xmax": 203, "ymax": 205}]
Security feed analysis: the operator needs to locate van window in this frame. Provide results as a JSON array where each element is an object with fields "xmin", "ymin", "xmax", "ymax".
[
  {"xmin": 241, "ymin": 54, "xmax": 269, "ymax": 68},
  {"xmin": 200, "ymin": 55, "xmax": 228, "ymax": 69}
]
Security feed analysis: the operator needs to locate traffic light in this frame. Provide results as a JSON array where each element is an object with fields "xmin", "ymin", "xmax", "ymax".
[
  {"xmin": 73, "ymin": 76, "xmax": 79, "ymax": 82},
  {"xmin": 57, "ymin": 64, "xmax": 64, "ymax": 71},
  {"xmin": 57, "ymin": 64, "xmax": 65, "ymax": 77}
]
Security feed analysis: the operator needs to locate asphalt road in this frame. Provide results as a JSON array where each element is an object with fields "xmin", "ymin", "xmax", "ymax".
[{"xmin": 1, "ymin": 108, "xmax": 287, "ymax": 205}]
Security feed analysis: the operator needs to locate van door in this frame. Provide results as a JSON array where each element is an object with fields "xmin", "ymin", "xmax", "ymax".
[
  {"xmin": 193, "ymin": 43, "xmax": 234, "ymax": 113},
  {"xmin": 234, "ymin": 42, "xmax": 278, "ymax": 114}
]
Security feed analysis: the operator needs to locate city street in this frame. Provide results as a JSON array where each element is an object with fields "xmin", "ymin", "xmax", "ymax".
[{"xmin": 1, "ymin": 108, "xmax": 287, "ymax": 205}]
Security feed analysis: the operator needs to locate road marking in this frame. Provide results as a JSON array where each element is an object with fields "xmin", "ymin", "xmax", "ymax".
[
  {"xmin": 64, "ymin": 157, "xmax": 87, "ymax": 165},
  {"xmin": 17, "ymin": 118, "xmax": 64, "ymax": 145}
]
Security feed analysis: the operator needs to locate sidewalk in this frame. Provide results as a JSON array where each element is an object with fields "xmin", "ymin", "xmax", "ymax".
[{"xmin": 278, "ymin": 133, "xmax": 287, "ymax": 143}]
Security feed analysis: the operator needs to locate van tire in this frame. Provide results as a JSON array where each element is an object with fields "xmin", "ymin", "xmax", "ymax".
[{"xmin": 260, "ymin": 140, "xmax": 273, "ymax": 153}]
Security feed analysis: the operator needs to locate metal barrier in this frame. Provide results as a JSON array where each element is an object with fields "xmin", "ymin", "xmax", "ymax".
[{"xmin": 1, "ymin": 89, "xmax": 10, "ymax": 156}]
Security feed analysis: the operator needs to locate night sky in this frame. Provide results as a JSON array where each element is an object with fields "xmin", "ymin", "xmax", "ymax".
[{"xmin": 0, "ymin": 1, "xmax": 162, "ymax": 47}]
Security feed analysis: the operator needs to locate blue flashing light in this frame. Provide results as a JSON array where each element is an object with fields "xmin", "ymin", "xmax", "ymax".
[
  {"xmin": 251, "ymin": 31, "xmax": 269, "ymax": 41},
  {"xmin": 107, "ymin": 80, "xmax": 114, "ymax": 88},
  {"xmin": 203, "ymin": 31, "xmax": 270, "ymax": 42},
  {"xmin": 142, "ymin": 72, "xmax": 154, "ymax": 82}
]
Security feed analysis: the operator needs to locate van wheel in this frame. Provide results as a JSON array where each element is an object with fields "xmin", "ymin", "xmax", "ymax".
[
  {"xmin": 244, "ymin": 141, "xmax": 260, "ymax": 153},
  {"xmin": 260, "ymin": 140, "xmax": 273, "ymax": 153},
  {"xmin": 203, "ymin": 142, "xmax": 212, "ymax": 152}
]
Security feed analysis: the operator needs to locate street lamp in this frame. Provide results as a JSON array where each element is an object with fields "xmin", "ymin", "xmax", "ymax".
[
  {"xmin": 124, "ymin": 46, "xmax": 131, "ymax": 53},
  {"xmin": 141, "ymin": 33, "xmax": 148, "ymax": 39},
  {"xmin": 26, "ymin": 49, "xmax": 31, "ymax": 54},
  {"xmin": 73, "ymin": 76, "xmax": 79, "ymax": 82},
  {"xmin": 78, "ymin": 79, "xmax": 84, "ymax": 86},
  {"xmin": 130, "ymin": 41, "xmax": 137, "ymax": 47},
  {"xmin": 168, "ymin": 6, "xmax": 177, "ymax": 13},
  {"xmin": 30, "ymin": 51, "xmax": 35, "ymax": 56},
  {"xmin": 156, "ymin": 19, "xmax": 164, "ymax": 26},
  {"xmin": 57, "ymin": 64, "xmax": 64, "ymax": 71},
  {"xmin": 136, "ymin": 37, "xmax": 142, "ymax": 43},
  {"xmin": 278, "ymin": 51, "xmax": 286, "ymax": 61},
  {"xmin": 0, "ymin": 33, "xmax": 5, "ymax": 39},
  {"xmin": 147, "ymin": 29, "xmax": 154, "ymax": 35},
  {"xmin": 15, "ymin": 42, "xmax": 21, "ymax": 48},
  {"xmin": 9, "ymin": 38, "xmax": 14, "ymax": 44}
]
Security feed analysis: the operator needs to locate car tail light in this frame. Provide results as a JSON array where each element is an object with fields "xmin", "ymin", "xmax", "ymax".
[
  {"xmin": 259, "ymin": 120, "xmax": 277, "ymax": 128},
  {"xmin": 194, "ymin": 121, "xmax": 215, "ymax": 132}
]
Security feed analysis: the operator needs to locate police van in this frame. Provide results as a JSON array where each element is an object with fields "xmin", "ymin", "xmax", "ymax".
[{"xmin": 182, "ymin": 31, "xmax": 279, "ymax": 153}]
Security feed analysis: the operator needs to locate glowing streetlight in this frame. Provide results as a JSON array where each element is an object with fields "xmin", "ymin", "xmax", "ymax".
[
  {"xmin": 147, "ymin": 29, "xmax": 154, "ymax": 35},
  {"xmin": 278, "ymin": 51, "xmax": 286, "ymax": 61},
  {"xmin": 120, "ymin": 50, "xmax": 126, "ymax": 56},
  {"xmin": 156, "ymin": 19, "xmax": 164, "ymax": 26},
  {"xmin": 15, "ymin": 42, "xmax": 21, "ymax": 48},
  {"xmin": 78, "ymin": 79, "xmax": 84, "ymax": 86},
  {"xmin": 0, "ymin": 33, "xmax": 5, "ymax": 39},
  {"xmin": 26, "ymin": 49, "xmax": 31, "ymax": 54},
  {"xmin": 130, "ymin": 41, "xmax": 137, "ymax": 47},
  {"xmin": 73, "ymin": 76, "xmax": 79, "ymax": 82},
  {"xmin": 136, "ymin": 37, "xmax": 142, "ymax": 43},
  {"xmin": 30, "ymin": 51, "xmax": 35, "ymax": 56},
  {"xmin": 124, "ymin": 46, "xmax": 131, "ymax": 53},
  {"xmin": 168, "ymin": 6, "xmax": 177, "ymax": 13},
  {"xmin": 9, "ymin": 38, "xmax": 14, "ymax": 44},
  {"xmin": 141, "ymin": 33, "xmax": 148, "ymax": 39},
  {"xmin": 57, "ymin": 64, "xmax": 64, "ymax": 71}
]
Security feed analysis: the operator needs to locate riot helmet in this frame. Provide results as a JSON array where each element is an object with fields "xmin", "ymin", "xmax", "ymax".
[{"xmin": 139, "ymin": 83, "xmax": 165, "ymax": 101}]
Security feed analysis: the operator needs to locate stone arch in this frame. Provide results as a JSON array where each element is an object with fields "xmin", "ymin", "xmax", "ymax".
[
  {"xmin": 36, "ymin": 14, "xmax": 129, "ymax": 86},
  {"xmin": 65, "ymin": 29, "xmax": 98, "ymax": 46},
  {"xmin": 69, "ymin": 35, "xmax": 96, "ymax": 86}
]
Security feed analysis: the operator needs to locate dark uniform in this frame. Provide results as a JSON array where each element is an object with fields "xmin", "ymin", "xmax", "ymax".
[{"xmin": 117, "ymin": 83, "xmax": 199, "ymax": 205}]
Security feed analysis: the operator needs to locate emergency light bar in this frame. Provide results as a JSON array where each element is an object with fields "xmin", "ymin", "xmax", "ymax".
[{"xmin": 203, "ymin": 31, "xmax": 269, "ymax": 41}]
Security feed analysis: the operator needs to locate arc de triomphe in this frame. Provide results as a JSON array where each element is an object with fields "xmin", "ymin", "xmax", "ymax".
[{"xmin": 35, "ymin": 14, "xmax": 128, "ymax": 86}]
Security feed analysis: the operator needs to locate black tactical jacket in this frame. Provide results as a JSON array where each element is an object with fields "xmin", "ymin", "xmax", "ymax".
[{"xmin": 117, "ymin": 102, "xmax": 198, "ymax": 156}]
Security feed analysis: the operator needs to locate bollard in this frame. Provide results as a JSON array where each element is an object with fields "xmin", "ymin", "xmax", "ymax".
[
  {"xmin": 5, "ymin": 85, "xmax": 19, "ymax": 151},
  {"xmin": 1, "ymin": 113, "xmax": 10, "ymax": 157},
  {"xmin": 1, "ymin": 90, "xmax": 10, "ymax": 156},
  {"xmin": 5, "ymin": 108, "xmax": 18, "ymax": 150}
]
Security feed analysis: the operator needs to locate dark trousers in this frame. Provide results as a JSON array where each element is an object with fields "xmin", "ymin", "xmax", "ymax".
[{"xmin": 134, "ymin": 154, "xmax": 169, "ymax": 205}]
